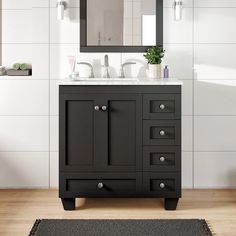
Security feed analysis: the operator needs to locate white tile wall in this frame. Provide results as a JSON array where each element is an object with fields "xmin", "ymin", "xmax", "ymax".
[
  {"xmin": 50, "ymin": 152, "xmax": 59, "ymax": 188},
  {"xmin": 194, "ymin": 8, "xmax": 236, "ymax": 43},
  {"xmin": 2, "ymin": 10, "xmax": 32, "ymax": 43},
  {"xmin": 194, "ymin": 80, "xmax": 236, "ymax": 115},
  {"xmin": 163, "ymin": 8, "xmax": 193, "ymax": 44},
  {"xmin": 0, "ymin": 116, "xmax": 49, "ymax": 152},
  {"xmin": 194, "ymin": 116, "xmax": 236, "ymax": 152},
  {"xmin": 194, "ymin": 152, "xmax": 236, "ymax": 188},
  {"xmin": 0, "ymin": 152, "xmax": 49, "ymax": 188},
  {"xmin": 194, "ymin": 44, "xmax": 236, "ymax": 80},
  {"xmin": 182, "ymin": 152, "xmax": 193, "ymax": 188},
  {"xmin": 0, "ymin": 80, "xmax": 49, "ymax": 115},
  {"xmin": 1, "ymin": 0, "xmax": 236, "ymax": 189}
]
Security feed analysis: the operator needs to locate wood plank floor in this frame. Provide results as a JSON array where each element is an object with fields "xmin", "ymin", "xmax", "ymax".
[{"xmin": 0, "ymin": 189, "xmax": 236, "ymax": 236}]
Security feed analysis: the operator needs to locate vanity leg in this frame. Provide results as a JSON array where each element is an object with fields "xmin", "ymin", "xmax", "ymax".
[
  {"xmin": 165, "ymin": 198, "xmax": 179, "ymax": 210},
  {"xmin": 61, "ymin": 198, "xmax": 75, "ymax": 210}
]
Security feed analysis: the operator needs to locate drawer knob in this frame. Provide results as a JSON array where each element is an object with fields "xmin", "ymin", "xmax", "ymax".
[
  {"xmin": 101, "ymin": 105, "xmax": 107, "ymax": 111},
  {"xmin": 159, "ymin": 130, "xmax": 165, "ymax": 136},
  {"xmin": 98, "ymin": 182, "xmax": 104, "ymax": 189},
  {"xmin": 94, "ymin": 105, "xmax": 100, "ymax": 111},
  {"xmin": 160, "ymin": 183, "xmax": 165, "ymax": 189},
  {"xmin": 159, "ymin": 104, "xmax": 165, "ymax": 110},
  {"xmin": 160, "ymin": 156, "xmax": 166, "ymax": 162}
]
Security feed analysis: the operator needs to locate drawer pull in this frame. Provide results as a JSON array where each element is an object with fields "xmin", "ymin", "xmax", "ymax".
[
  {"xmin": 101, "ymin": 105, "xmax": 107, "ymax": 111},
  {"xmin": 159, "ymin": 130, "xmax": 165, "ymax": 136},
  {"xmin": 94, "ymin": 105, "xmax": 100, "ymax": 111},
  {"xmin": 159, "ymin": 104, "xmax": 165, "ymax": 110},
  {"xmin": 98, "ymin": 182, "xmax": 104, "ymax": 189},
  {"xmin": 160, "ymin": 183, "xmax": 165, "ymax": 189},
  {"xmin": 159, "ymin": 156, "xmax": 166, "ymax": 162}
]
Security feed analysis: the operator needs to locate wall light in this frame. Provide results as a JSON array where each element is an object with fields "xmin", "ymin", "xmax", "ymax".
[
  {"xmin": 57, "ymin": 0, "xmax": 67, "ymax": 20},
  {"xmin": 174, "ymin": 0, "xmax": 183, "ymax": 21}
]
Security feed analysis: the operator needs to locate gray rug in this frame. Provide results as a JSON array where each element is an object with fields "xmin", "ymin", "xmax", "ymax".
[{"xmin": 29, "ymin": 219, "xmax": 213, "ymax": 236}]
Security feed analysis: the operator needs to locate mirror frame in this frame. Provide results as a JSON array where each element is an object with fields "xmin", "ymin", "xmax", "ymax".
[{"xmin": 80, "ymin": 0, "xmax": 163, "ymax": 52}]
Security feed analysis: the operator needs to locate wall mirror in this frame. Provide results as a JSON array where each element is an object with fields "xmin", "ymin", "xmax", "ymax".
[{"xmin": 80, "ymin": 0, "xmax": 163, "ymax": 52}]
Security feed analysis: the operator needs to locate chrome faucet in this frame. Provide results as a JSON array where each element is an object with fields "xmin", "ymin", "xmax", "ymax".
[
  {"xmin": 77, "ymin": 62, "xmax": 94, "ymax": 78},
  {"xmin": 119, "ymin": 62, "xmax": 136, "ymax": 78},
  {"xmin": 103, "ymin": 54, "xmax": 110, "ymax": 78}
]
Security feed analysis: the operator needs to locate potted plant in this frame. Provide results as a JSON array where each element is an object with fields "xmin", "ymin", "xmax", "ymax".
[{"xmin": 144, "ymin": 46, "xmax": 165, "ymax": 79}]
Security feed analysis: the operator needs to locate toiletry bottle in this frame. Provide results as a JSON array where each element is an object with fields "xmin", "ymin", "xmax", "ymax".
[{"xmin": 164, "ymin": 65, "xmax": 169, "ymax": 79}]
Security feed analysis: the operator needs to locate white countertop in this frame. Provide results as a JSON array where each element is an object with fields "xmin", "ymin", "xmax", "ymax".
[{"xmin": 58, "ymin": 78, "xmax": 182, "ymax": 86}]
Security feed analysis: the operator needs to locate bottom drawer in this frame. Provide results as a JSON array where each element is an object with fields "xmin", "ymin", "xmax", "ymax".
[
  {"xmin": 143, "ymin": 172, "xmax": 181, "ymax": 198},
  {"xmin": 60, "ymin": 172, "xmax": 142, "ymax": 198}
]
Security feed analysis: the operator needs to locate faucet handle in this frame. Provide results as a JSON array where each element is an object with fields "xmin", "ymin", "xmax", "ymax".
[
  {"xmin": 77, "ymin": 62, "xmax": 94, "ymax": 78},
  {"xmin": 119, "ymin": 62, "xmax": 137, "ymax": 78}
]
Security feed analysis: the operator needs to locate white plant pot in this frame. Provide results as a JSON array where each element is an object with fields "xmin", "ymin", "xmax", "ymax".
[{"xmin": 148, "ymin": 64, "xmax": 161, "ymax": 79}]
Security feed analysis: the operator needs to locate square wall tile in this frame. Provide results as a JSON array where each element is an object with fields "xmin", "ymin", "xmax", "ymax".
[
  {"xmin": 0, "ymin": 152, "xmax": 49, "ymax": 188},
  {"xmin": 194, "ymin": 8, "xmax": 236, "ymax": 43},
  {"xmin": 50, "ymin": 152, "xmax": 59, "ymax": 188},
  {"xmin": 50, "ymin": 7, "xmax": 79, "ymax": 44},
  {"xmin": 1, "ymin": 0, "xmax": 32, "ymax": 9},
  {"xmin": 194, "ymin": 0, "xmax": 236, "ymax": 7},
  {"xmin": 33, "ymin": 8, "xmax": 49, "ymax": 43},
  {"xmin": 50, "ymin": 80, "xmax": 59, "ymax": 116},
  {"xmin": 194, "ymin": 116, "xmax": 236, "ymax": 152},
  {"xmin": 194, "ymin": 44, "xmax": 236, "ymax": 80},
  {"xmin": 50, "ymin": 116, "xmax": 59, "ymax": 152},
  {"xmin": 163, "ymin": 44, "xmax": 193, "ymax": 80},
  {"xmin": 78, "ymin": 53, "xmax": 121, "ymax": 78},
  {"xmin": 194, "ymin": 80, "xmax": 236, "ymax": 116},
  {"xmin": 164, "ymin": 7, "xmax": 193, "ymax": 44},
  {"xmin": 182, "ymin": 116, "xmax": 193, "ymax": 152},
  {"xmin": 194, "ymin": 152, "xmax": 236, "ymax": 188},
  {"xmin": 50, "ymin": 44, "xmax": 79, "ymax": 79},
  {"xmin": 0, "ymin": 80, "xmax": 49, "ymax": 116},
  {"xmin": 2, "ymin": 10, "xmax": 32, "ymax": 43},
  {"xmin": 0, "ymin": 117, "xmax": 49, "ymax": 152},
  {"xmin": 182, "ymin": 152, "xmax": 193, "ymax": 188}
]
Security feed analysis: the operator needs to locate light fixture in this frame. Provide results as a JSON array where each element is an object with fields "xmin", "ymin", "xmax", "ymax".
[
  {"xmin": 174, "ymin": 0, "xmax": 183, "ymax": 21},
  {"xmin": 57, "ymin": 0, "xmax": 67, "ymax": 20}
]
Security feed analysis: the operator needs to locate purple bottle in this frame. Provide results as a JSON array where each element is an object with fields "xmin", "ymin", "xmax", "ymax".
[{"xmin": 164, "ymin": 65, "xmax": 169, "ymax": 79}]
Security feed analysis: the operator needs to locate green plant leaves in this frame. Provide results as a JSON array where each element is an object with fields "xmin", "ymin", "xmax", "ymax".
[{"xmin": 144, "ymin": 46, "xmax": 165, "ymax": 64}]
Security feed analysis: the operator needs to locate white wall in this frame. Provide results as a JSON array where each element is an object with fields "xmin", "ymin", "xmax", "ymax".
[{"xmin": 0, "ymin": 0, "xmax": 236, "ymax": 189}]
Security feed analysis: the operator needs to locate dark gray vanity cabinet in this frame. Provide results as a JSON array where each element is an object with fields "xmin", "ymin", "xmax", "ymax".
[{"xmin": 59, "ymin": 85, "xmax": 181, "ymax": 211}]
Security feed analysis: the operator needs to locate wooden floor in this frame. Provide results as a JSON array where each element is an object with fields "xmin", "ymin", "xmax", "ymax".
[{"xmin": 0, "ymin": 190, "xmax": 236, "ymax": 236}]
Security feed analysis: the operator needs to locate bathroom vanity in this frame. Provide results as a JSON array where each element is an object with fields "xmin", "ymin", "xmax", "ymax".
[{"xmin": 59, "ymin": 78, "xmax": 182, "ymax": 211}]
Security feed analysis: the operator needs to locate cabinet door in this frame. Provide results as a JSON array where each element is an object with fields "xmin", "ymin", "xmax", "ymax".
[
  {"xmin": 100, "ymin": 94, "xmax": 142, "ymax": 172},
  {"xmin": 59, "ymin": 94, "xmax": 101, "ymax": 172},
  {"xmin": 60, "ymin": 93, "xmax": 142, "ymax": 172}
]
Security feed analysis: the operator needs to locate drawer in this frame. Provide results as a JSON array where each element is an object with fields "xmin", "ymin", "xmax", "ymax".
[
  {"xmin": 60, "ymin": 173, "xmax": 142, "ymax": 198},
  {"xmin": 143, "ymin": 173, "xmax": 181, "ymax": 198},
  {"xmin": 143, "ymin": 120, "xmax": 181, "ymax": 146},
  {"xmin": 143, "ymin": 94, "xmax": 181, "ymax": 120},
  {"xmin": 143, "ymin": 146, "xmax": 181, "ymax": 172}
]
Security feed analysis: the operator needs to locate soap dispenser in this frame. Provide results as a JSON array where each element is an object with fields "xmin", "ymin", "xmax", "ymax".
[{"xmin": 163, "ymin": 65, "xmax": 169, "ymax": 79}]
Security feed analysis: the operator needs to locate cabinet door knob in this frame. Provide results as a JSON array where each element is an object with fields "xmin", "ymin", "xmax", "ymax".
[
  {"xmin": 159, "ymin": 130, "xmax": 165, "ymax": 136},
  {"xmin": 101, "ymin": 105, "xmax": 107, "ymax": 111},
  {"xmin": 98, "ymin": 182, "xmax": 104, "ymax": 189},
  {"xmin": 159, "ymin": 104, "xmax": 165, "ymax": 110},
  {"xmin": 160, "ymin": 183, "xmax": 165, "ymax": 189},
  {"xmin": 94, "ymin": 105, "xmax": 100, "ymax": 111},
  {"xmin": 160, "ymin": 156, "xmax": 166, "ymax": 162}
]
